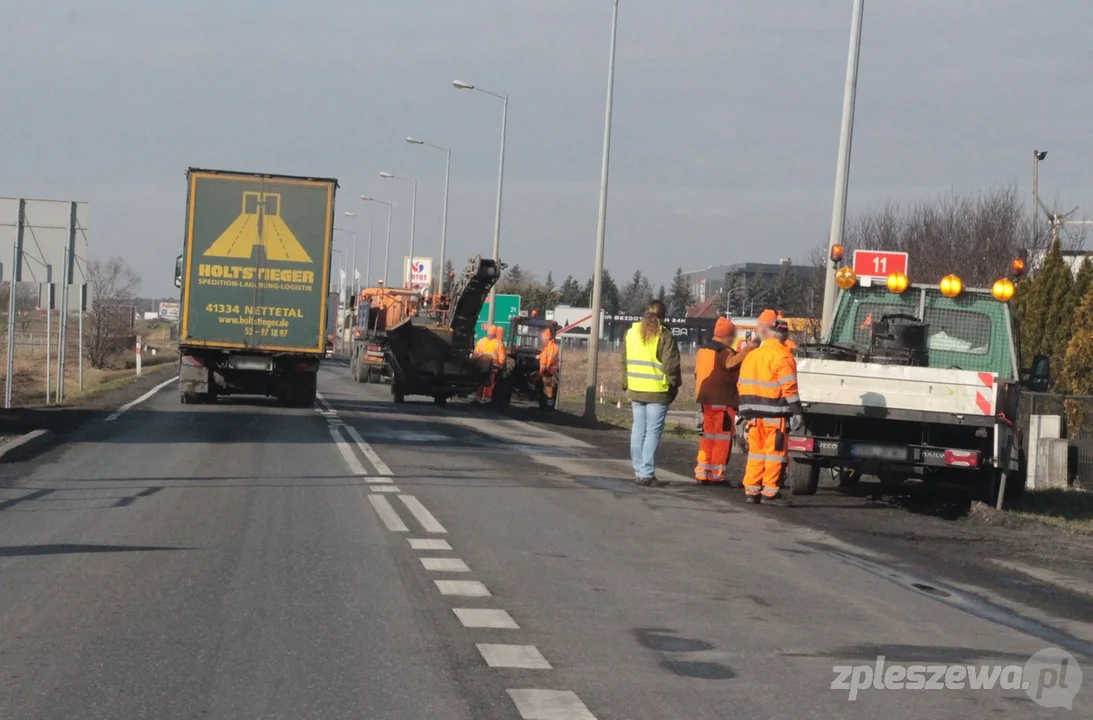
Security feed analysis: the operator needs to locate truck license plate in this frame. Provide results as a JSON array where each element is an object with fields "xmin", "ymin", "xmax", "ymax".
[
  {"xmin": 849, "ymin": 444, "xmax": 907, "ymax": 461},
  {"xmin": 230, "ymin": 356, "xmax": 272, "ymax": 372}
]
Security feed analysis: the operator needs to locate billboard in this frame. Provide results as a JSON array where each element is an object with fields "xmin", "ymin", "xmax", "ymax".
[
  {"xmin": 0, "ymin": 198, "xmax": 90, "ymax": 287},
  {"xmin": 403, "ymin": 256, "xmax": 432, "ymax": 292},
  {"xmin": 159, "ymin": 301, "xmax": 180, "ymax": 321}
]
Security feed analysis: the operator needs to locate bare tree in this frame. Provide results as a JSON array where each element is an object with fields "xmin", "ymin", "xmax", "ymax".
[
  {"xmin": 842, "ymin": 186, "xmax": 1040, "ymax": 287},
  {"xmin": 84, "ymin": 257, "xmax": 140, "ymax": 369}
]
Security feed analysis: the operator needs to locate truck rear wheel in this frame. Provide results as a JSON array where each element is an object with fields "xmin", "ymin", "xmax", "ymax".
[
  {"xmin": 788, "ymin": 461, "xmax": 820, "ymax": 496},
  {"xmin": 391, "ymin": 377, "xmax": 405, "ymax": 404},
  {"xmin": 181, "ymin": 391, "xmax": 200, "ymax": 405}
]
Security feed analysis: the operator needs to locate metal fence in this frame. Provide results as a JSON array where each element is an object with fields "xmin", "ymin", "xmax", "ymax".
[{"xmin": 1023, "ymin": 392, "xmax": 1093, "ymax": 490}]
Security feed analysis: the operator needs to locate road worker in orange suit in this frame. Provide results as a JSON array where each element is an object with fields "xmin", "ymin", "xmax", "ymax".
[
  {"xmin": 737, "ymin": 309, "xmax": 804, "ymax": 503},
  {"xmin": 773, "ymin": 319, "xmax": 798, "ymax": 351},
  {"xmin": 694, "ymin": 317, "xmax": 756, "ymax": 484},
  {"xmin": 473, "ymin": 326, "xmax": 498, "ymax": 402},
  {"xmin": 537, "ymin": 328, "xmax": 560, "ymax": 403}
]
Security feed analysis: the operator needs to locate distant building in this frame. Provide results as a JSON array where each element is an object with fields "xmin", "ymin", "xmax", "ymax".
[{"xmin": 683, "ymin": 260, "xmax": 821, "ymax": 316}]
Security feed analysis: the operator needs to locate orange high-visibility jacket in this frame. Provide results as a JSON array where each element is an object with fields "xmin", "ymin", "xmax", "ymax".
[
  {"xmin": 695, "ymin": 339, "xmax": 746, "ymax": 407},
  {"xmin": 493, "ymin": 339, "xmax": 507, "ymax": 365},
  {"xmin": 737, "ymin": 339, "xmax": 801, "ymax": 419},
  {"xmin": 539, "ymin": 340, "xmax": 560, "ymax": 374}
]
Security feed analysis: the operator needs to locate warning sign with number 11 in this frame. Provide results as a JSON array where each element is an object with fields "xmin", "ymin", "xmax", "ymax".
[{"xmin": 853, "ymin": 250, "xmax": 909, "ymax": 279}]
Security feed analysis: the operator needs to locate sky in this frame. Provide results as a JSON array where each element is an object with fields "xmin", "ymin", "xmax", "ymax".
[{"xmin": 2, "ymin": 0, "xmax": 1092, "ymax": 296}]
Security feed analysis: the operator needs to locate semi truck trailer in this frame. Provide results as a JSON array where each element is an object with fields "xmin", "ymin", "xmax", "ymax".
[{"xmin": 173, "ymin": 168, "xmax": 338, "ymax": 407}]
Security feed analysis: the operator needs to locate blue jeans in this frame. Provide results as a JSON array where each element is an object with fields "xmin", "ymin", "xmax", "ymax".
[{"xmin": 631, "ymin": 401, "xmax": 669, "ymax": 479}]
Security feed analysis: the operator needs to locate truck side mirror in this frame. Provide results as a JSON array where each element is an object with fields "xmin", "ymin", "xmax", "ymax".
[
  {"xmin": 174, "ymin": 255, "xmax": 183, "ymax": 289},
  {"xmin": 1029, "ymin": 354, "xmax": 1051, "ymax": 393}
]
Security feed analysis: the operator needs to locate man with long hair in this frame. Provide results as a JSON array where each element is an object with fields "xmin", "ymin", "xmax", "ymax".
[{"xmin": 621, "ymin": 300, "xmax": 682, "ymax": 486}]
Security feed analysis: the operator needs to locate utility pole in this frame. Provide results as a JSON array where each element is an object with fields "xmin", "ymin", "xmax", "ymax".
[
  {"xmin": 584, "ymin": 0, "xmax": 621, "ymax": 420},
  {"xmin": 1033, "ymin": 150, "xmax": 1047, "ymax": 243},
  {"xmin": 820, "ymin": 0, "xmax": 866, "ymax": 339}
]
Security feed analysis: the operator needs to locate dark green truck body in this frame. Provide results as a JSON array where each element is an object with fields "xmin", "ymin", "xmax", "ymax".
[{"xmin": 176, "ymin": 168, "xmax": 338, "ymax": 406}]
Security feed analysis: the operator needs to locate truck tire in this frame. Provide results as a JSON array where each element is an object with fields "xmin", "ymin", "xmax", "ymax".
[
  {"xmin": 181, "ymin": 391, "xmax": 199, "ymax": 404},
  {"xmin": 361, "ymin": 365, "xmax": 373, "ymax": 384},
  {"xmin": 391, "ymin": 378, "xmax": 405, "ymax": 404},
  {"xmin": 788, "ymin": 461, "xmax": 820, "ymax": 496}
]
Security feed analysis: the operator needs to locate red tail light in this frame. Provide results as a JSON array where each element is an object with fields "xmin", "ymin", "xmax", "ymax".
[
  {"xmin": 181, "ymin": 355, "xmax": 203, "ymax": 367},
  {"xmin": 787, "ymin": 436, "xmax": 815, "ymax": 453},
  {"xmin": 943, "ymin": 449, "xmax": 980, "ymax": 468}
]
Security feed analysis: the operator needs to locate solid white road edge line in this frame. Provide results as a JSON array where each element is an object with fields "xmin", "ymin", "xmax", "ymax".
[
  {"xmin": 105, "ymin": 375, "xmax": 179, "ymax": 422},
  {"xmin": 329, "ymin": 425, "xmax": 367, "ymax": 476},
  {"xmin": 342, "ymin": 424, "xmax": 394, "ymax": 475},
  {"xmin": 507, "ymin": 689, "xmax": 597, "ymax": 720},
  {"xmin": 367, "ymin": 495, "xmax": 409, "ymax": 532},
  {"xmin": 399, "ymin": 495, "xmax": 447, "ymax": 534}
]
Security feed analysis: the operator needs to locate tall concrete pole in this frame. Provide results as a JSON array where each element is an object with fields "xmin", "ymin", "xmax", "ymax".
[
  {"xmin": 584, "ymin": 0, "xmax": 620, "ymax": 419},
  {"xmin": 820, "ymin": 0, "xmax": 865, "ymax": 339}
]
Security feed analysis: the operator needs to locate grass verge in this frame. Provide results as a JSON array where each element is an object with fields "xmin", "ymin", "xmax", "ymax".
[{"xmin": 1011, "ymin": 489, "xmax": 1093, "ymax": 533}]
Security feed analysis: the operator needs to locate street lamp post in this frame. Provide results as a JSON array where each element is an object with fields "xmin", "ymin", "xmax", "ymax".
[
  {"xmin": 361, "ymin": 196, "xmax": 394, "ymax": 285},
  {"xmin": 407, "ymin": 137, "xmax": 452, "ymax": 295},
  {"xmin": 342, "ymin": 211, "xmax": 360, "ymax": 293},
  {"xmin": 380, "ymin": 172, "xmax": 417, "ymax": 288},
  {"xmin": 584, "ymin": 0, "xmax": 621, "ymax": 420},
  {"xmin": 1033, "ymin": 150, "xmax": 1047, "ymax": 241},
  {"xmin": 453, "ymin": 79, "xmax": 508, "ymax": 326},
  {"xmin": 820, "ymin": 0, "xmax": 866, "ymax": 340},
  {"xmin": 332, "ymin": 229, "xmax": 354, "ymax": 296}
]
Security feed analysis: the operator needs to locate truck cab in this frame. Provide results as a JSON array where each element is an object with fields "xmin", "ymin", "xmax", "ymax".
[
  {"xmin": 787, "ymin": 272, "xmax": 1050, "ymax": 506},
  {"xmin": 349, "ymin": 286, "xmax": 417, "ymax": 384}
]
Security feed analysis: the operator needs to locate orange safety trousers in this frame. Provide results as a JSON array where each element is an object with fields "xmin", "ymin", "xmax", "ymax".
[
  {"xmin": 475, "ymin": 369, "xmax": 498, "ymax": 401},
  {"xmin": 695, "ymin": 404, "xmax": 735, "ymax": 482},
  {"xmin": 743, "ymin": 417, "xmax": 787, "ymax": 497}
]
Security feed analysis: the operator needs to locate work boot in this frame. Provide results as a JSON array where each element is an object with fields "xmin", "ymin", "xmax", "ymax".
[
  {"xmin": 634, "ymin": 477, "xmax": 653, "ymax": 487},
  {"xmin": 745, "ymin": 495, "xmax": 760, "ymax": 504},
  {"xmin": 650, "ymin": 476, "xmax": 669, "ymax": 487}
]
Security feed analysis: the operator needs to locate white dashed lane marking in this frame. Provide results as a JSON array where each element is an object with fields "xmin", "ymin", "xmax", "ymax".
[
  {"xmin": 343, "ymin": 424, "xmax": 394, "ymax": 475},
  {"xmin": 435, "ymin": 580, "xmax": 491, "ymax": 597},
  {"xmin": 399, "ymin": 495, "xmax": 447, "ymax": 534},
  {"xmin": 453, "ymin": 608, "xmax": 520, "ymax": 629},
  {"xmin": 365, "ymin": 476, "xmax": 395, "ymax": 485},
  {"xmin": 507, "ymin": 689, "xmax": 598, "ymax": 720},
  {"xmin": 371, "ymin": 485, "xmax": 401, "ymax": 493},
  {"xmin": 478, "ymin": 644, "xmax": 552, "ymax": 670},
  {"xmin": 409, "ymin": 538, "xmax": 452, "ymax": 551},
  {"xmin": 367, "ymin": 495, "xmax": 409, "ymax": 532},
  {"xmin": 420, "ymin": 557, "xmax": 470, "ymax": 573},
  {"xmin": 329, "ymin": 425, "xmax": 367, "ymax": 476}
]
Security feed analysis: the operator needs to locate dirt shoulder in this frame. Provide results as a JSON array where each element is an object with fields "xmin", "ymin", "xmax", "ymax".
[{"xmin": 512, "ymin": 404, "xmax": 1093, "ymax": 626}]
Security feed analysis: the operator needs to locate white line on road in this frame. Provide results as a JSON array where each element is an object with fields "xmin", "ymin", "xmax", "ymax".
[
  {"xmin": 409, "ymin": 538, "xmax": 451, "ymax": 551},
  {"xmin": 105, "ymin": 375, "xmax": 179, "ymax": 421},
  {"xmin": 399, "ymin": 495, "xmax": 447, "ymax": 534},
  {"xmin": 342, "ymin": 424, "xmax": 393, "ymax": 475},
  {"xmin": 420, "ymin": 557, "xmax": 470, "ymax": 572},
  {"xmin": 364, "ymin": 477, "xmax": 394, "ymax": 485},
  {"xmin": 367, "ymin": 495, "xmax": 409, "ymax": 532},
  {"xmin": 435, "ymin": 580, "xmax": 490, "ymax": 597},
  {"xmin": 478, "ymin": 644, "xmax": 552, "ymax": 670},
  {"xmin": 371, "ymin": 485, "xmax": 401, "ymax": 493},
  {"xmin": 453, "ymin": 608, "xmax": 519, "ymax": 629},
  {"xmin": 329, "ymin": 426, "xmax": 367, "ymax": 476},
  {"xmin": 315, "ymin": 392, "xmax": 333, "ymax": 411},
  {"xmin": 507, "ymin": 690, "xmax": 597, "ymax": 720}
]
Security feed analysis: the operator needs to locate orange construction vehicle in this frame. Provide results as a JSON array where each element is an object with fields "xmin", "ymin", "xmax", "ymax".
[{"xmin": 349, "ymin": 286, "xmax": 419, "ymax": 383}]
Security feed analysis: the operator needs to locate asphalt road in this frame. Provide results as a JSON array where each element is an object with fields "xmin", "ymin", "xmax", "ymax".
[{"xmin": 0, "ymin": 364, "xmax": 1089, "ymax": 719}]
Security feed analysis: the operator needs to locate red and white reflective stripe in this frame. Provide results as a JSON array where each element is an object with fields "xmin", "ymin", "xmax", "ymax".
[{"xmin": 975, "ymin": 372, "xmax": 995, "ymax": 415}]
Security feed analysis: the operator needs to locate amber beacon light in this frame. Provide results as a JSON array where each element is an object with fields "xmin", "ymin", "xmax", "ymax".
[
  {"xmin": 834, "ymin": 266, "xmax": 857, "ymax": 290},
  {"xmin": 886, "ymin": 272, "xmax": 909, "ymax": 294},
  {"xmin": 939, "ymin": 274, "xmax": 964, "ymax": 298},
  {"xmin": 830, "ymin": 244, "xmax": 845, "ymax": 263},
  {"xmin": 992, "ymin": 278, "xmax": 1016, "ymax": 302}
]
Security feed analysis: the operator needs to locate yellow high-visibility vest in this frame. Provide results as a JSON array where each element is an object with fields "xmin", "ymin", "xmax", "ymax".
[{"xmin": 624, "ymin": 323, "xmax": 669, "ymax": 393}]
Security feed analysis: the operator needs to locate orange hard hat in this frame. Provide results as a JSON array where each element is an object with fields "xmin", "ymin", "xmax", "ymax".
[
  {"xmin": 714, "ymin": 317, "xmax": 735, "ymax": 339},
  {"xmin": 757, "ymin": 309, "xmax": 777, "ymax": 326}
]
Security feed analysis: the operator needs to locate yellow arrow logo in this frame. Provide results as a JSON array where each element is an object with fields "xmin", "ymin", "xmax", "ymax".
[{"xmin": 204, "ymin": 192, "xmax": 313, "ymax": 263}]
